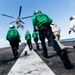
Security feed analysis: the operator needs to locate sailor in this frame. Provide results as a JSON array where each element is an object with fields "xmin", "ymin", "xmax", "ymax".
[
  {"xmin": 32, "ymin": 30, "xmax": 40, "ymax": 50},
  {"xmin": 31, "ymin": 9, "xmax": 73, "ymax": 69},
  {"xmin": 24, "ymin": 30, "xmax": 33, "ymax": 50},
  {"xmin": 6, "ymin": 25, "xmax": 21, "ymax": 59}
]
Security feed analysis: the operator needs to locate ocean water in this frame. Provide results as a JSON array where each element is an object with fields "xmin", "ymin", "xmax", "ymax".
[
  {"xmin": 0, "ymin": 38, "xmax": 75, "ymax": 48},
  {"xmin": 60, "ymin": 38, "xmax": 75, "ymax": 42}
]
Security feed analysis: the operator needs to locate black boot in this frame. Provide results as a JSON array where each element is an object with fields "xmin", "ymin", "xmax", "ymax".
[
  {"xmin": 37, "ymin": 46, "xmax": 40, "ymax": 50},
  {"xmin": 12, "ymin": 47, "xmax": 19, "ymax": 59},
  {"xmin": 73, "ymin": 46, "xmax": 75, "ymax": 49},
  {"xmin": 24, "ymin": 51, "xmax": 27, "ymax": 56},
  {"xmin": 14, "ymin": 50, "xmax": 19, "ymax": 59},
  {"xmin": 42, "ymin": 51, "xmax": 49, "ymax": 58},
  {"xmin": 58, "ymin": 50, "xmax": 73, "ymax": 69}
]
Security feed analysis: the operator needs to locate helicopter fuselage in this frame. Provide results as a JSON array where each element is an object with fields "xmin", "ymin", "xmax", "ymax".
[
  {"xmin": 13, "ymin": 18, "xmax": 24, "ymax": 29},
  {"xmin": 2, "ymin": 6, "xmax": 32, "ymax": 30}
]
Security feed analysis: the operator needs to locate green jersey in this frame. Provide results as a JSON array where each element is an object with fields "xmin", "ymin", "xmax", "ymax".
[
  {"xmin": 6, "ymin": 28, "xmax": 20, "ymax": 40},
  {"xmin": 32, "ymin": 13, "xmax": 53, "ymax": 29},
  {"xmin": 25, "ymin": 32, "xmax": 31, "ymax": 40},
  {"xmin": 32, "ymin": 31, "xmax": 39, "ymax": 38}
]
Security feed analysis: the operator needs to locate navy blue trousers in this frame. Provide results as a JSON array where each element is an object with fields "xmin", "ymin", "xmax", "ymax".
[
  {"xmin": 39, "ymin": 22, "xmax": 61, "ymax": 57},
  {"xmin": 27, "ymin": 39, "xmax": 32, "ymax": 50},
  {"xmin": 34, "ymin": 37, "xmax": 39, "ymax": 49}
]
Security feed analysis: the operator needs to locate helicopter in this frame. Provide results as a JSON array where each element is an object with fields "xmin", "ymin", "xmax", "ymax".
[{"xmin": 2, "ymin": 6, "xmax": 33, "ymax": 30}]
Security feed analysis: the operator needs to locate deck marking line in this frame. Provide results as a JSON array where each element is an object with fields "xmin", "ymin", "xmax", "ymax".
[{"xmin": 7, "ymin": 45, "xmax": 56, "ymax": 75}]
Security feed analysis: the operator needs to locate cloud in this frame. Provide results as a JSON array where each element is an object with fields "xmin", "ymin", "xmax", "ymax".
[
  {"xmin": 0, "ymin": 38, "xmax": 9, "ymax": 48},
  {"xmin": 70, "ymin": 0, "xmax": 74, "ymax": 2},
  {"xmin": 0, "ymin": 27, "xmax": 2, "ymax": 30},
  {"xmin": 0, "ymin": 38, "xmax": 4, "ymax": 42},
  {"xmin": 60, "ymin": 32, "xmax": 75, "ymax": 39}
]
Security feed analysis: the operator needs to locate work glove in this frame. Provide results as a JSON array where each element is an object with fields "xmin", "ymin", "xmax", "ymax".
[{"xmin": 69, "ymin": 31, "xmax": 71, "ymax": 34}]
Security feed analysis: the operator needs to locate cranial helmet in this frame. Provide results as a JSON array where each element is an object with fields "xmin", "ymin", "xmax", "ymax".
[
  {"xmin": 34, "ymin": 9, "xmax": 42, "ymax": 15},
  {"xmin": 9, "ymin": 25, "xmax": 15, "ymax": 28}
]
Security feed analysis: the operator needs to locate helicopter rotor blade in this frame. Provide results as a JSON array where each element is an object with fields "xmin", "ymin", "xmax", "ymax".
[
  {"xmin": 21, "ymin": 15, "xmax": 33, "ymax": 19},
  {"xmin": 2, "ymin": 14, "xmax": 15, "ymax": 18},
  {"xmin": 20, "ymin": 20, "xmax": 25, "ymax": 24},
  {"xmin": 9, "ymin": 21, "xmax": 14, "ymax": 24},
  {"xmin": 19, "ymin": 6, "xmax": 22, "ymax": 17}
]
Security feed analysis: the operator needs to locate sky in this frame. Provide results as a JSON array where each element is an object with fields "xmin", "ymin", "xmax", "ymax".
[{"xmin": 0, "ymin": 0, "xmax": 75, "ymax": 48}]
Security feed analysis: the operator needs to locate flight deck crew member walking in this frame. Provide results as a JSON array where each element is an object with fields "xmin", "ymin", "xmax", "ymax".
[
  {"xmin": 32, "ymin": 31, "xmax": 40, "ymax": 50},
  {"xmin": 6, "ymin": 25, "xmax": 21, "ymax": 59},
  {"xmin": 31, "ymin": 9, "xmax": 73, "ymax": 69},
  {"xmin": 24, "ymin": 30, "xmax": 33, "ymax": 50}
]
